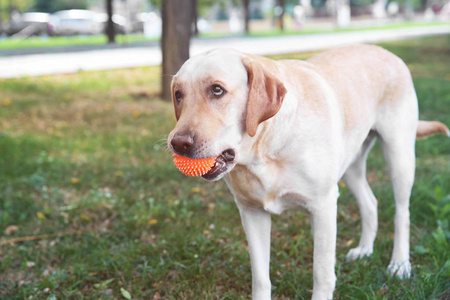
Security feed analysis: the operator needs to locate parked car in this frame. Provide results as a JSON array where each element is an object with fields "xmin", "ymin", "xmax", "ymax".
[
  {"xmin": 50, "ymin": 10, "xmax": 103, "ymax": 36},
  {"xmin": 50, "ymin": 9, "xmax": 127, "ymax": 36},
  {"xmin": 6, "ymin": 12, "xmax": 52, "ymax": 36}
]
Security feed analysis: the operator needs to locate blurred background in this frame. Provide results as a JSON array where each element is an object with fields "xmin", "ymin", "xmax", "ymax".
[
  {"xmin": 1, "ymin": 0, "xmax": 448, "ymax": 41},
  {"xmin": 1, "ymin": 0, "xmax": 449, "ymax": 96}
]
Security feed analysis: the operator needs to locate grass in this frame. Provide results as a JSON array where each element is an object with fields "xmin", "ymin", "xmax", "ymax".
[
  {"xmin": 0, "ymin": 34, "xmax": 157, "ymax": 50},
  {"xmin": 242, "ymin": 20, "xmax": 450, "ymax": 38},
  {"xmin": 0, "ymin": 20, "xmax": 449, "ymax": 51},
  {"xmin": 0, "ymin": 35, "xmax": 449, "ymax": 299},
  {"xmin": 0, "ymin": 34, "xmax": 154, "ymax": 51}
]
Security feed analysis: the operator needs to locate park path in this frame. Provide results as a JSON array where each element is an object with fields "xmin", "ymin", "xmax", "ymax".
[{"xmin": 0, "ymin": 25, "xmax": 449, "ymax": 78}]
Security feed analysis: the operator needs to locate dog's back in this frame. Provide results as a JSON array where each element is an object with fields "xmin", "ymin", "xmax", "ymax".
[{"xmin": 307, "ymin": 44, "xmax": 416, "ymax": 130}]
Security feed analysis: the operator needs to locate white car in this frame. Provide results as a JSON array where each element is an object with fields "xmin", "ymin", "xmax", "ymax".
[
  {"xmin": 51, "ymin": 10, "xmax": 103, "ymax": 35},
  {"xmin": 50, "ymin": 10, "xmax": 127, "ymax": 36}
]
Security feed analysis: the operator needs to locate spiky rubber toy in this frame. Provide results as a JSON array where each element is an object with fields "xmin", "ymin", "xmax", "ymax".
[{"xmin": 173, "ymin": 153, "xmax": 217, "ymax": 177}]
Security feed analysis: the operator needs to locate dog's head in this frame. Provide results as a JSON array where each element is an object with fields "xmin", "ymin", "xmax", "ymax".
[{"xmin": 168, "ymin": 49, "xmax": 286, "ymax": 181}]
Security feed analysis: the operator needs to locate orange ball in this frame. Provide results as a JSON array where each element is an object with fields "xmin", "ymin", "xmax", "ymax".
[{"xmin": 173, "ymin": 153, "xmax": 217, "ymax": 177}]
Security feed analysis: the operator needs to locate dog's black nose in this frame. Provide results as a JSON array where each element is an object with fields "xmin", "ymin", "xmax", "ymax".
[{"xmin": 171, "ymin": 133, "xmax": 194, "ymax": 155}]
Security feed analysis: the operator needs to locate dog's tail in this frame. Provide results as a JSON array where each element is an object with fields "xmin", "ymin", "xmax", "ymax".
[{"xmin": 416, "ymin": 120, "xmax": 450, "ymax": 139}]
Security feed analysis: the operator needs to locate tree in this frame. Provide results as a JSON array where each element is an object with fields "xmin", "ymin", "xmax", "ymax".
[
  {"xmin": 275, "ymin": 0, "xmax": 285, "ymax": 31},
  {"xmin": 0, "ymin": 0, "xmax": 2, "ymax": 33},
  {"xmin": 161, "ymin": 0, "xmax": 193, "ymax": 100},
  {"xmin": 105, "ymin": 0, "xmax": 115, "ymax": 43},
  {"xmin": 33, "ymin": 0, "xmax": 87, "ymax": 12},
  {"xmin": 242, "ymin": 0, "xmax": 250, "ymax": 34},
  {"xmin": 336, "ymin": 0, "xmax": 351, "ymax": 28},
  {"xmin": 192, "ymin": 0, "xmax": 198, "ymax": 36},
  {"xmin": 148, "ymin": 0, "xmax": 162, "ymax": 9},
  {"xmin": 1, "ymin": 0, "xmax": 33, "ymax": 20}
]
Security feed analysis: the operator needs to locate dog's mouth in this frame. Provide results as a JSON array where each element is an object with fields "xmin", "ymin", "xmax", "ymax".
[{"xmin": 202, "ymin": 149, "xmax": 236, "ymax": 181}]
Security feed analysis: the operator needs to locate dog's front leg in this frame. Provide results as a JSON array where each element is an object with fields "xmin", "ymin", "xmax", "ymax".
[
  {"xmin": 239, "ymin": 205, "xmax": 272, "ymax": 300},
  {"xmin": 310, "ymin": 189, "xmax": 338, "ymax": 300}
]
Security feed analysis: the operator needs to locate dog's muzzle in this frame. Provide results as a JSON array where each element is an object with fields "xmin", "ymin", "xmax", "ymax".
[{"xmin": 201, "ymin": 149, "xmax": 235, "ymax": 181}]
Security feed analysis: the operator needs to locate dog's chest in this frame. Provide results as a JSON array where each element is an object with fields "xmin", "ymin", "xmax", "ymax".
[{"xmin": 225, "ymin": 163, "xmax": 309, "ymax": 214}]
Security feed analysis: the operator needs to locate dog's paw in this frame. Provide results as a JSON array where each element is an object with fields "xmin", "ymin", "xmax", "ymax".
[
  {"xmin": 387, "ymin": 260, "xmax": 411, "ymax": 279},
  {"xmin": 346, "ymin": 246, "xmax": 373, "ymax": 261}
]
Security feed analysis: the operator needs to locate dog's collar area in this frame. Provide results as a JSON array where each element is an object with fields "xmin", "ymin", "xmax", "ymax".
[{"xmin": 202, "ymin": 149, "xmax": 235, "ymax": 180}]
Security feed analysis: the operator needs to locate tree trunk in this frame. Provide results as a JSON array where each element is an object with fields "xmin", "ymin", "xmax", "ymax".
[
  {"xmin": 161, "ymin": 0, "xmax": 193, "ymax": 100},
  {"xmin": 0, "ymin": 0, "xmax": 2, "ymax": 34},
  {"xmin": 242, "ymin": 0, "xmax": 250, "ymax": 34},
  {"xmin": 106, "ymin": 0, "xmax": 115, "ymax": 44},
  {"xmin": 192, "ymin": 0, "xmax": 198, "ymax": 36},
  {"xmin": 278, "ymin": 0, "xmax": 285, "ymax": 31},
  {"xmin": 336, "ymin": 0, "xmax": 351, "ymax": 28}
]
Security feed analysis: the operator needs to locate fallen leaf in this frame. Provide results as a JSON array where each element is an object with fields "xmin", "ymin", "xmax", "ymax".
[
  {"xmin": 191, "ymin": 187, "xmax": 201, "ymax": 193},
  {"xmin": 94, "ymin": 278, "xmax": 114, "ymax": 289},
  {"xmin": 102, "ymin": 289, "xmax": 113, "ymax": 296},
  {"xmin": 120, "ymin": 287, "xmax": 132, "ymax": 300},
  {"xmin": 2, "ymin": 98, "xmax": 11, "ymax": 106},
  {"xmin": 132, "ymin": 110, "xmax": 141, "ymax": 118},
  {"xmin": 42, "ymin": 268, "xmax": 54, "ymax": 277},
  {"xmin": 148, "ymin": 219, "xmax": 158, "ymax": 225},
  {"xmin": 4, "ymin": 225, "xmax": 19, "ymax": 236},
  {"xmin": 36, "ymin": 212, "xmax": 46, "ymax": 220},
  {"xmin": 207, "ymin": 202, "xmax": 216, "ymax": 212}
]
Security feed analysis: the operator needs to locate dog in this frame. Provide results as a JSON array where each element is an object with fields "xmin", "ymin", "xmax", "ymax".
[{"xmin": 167, "ymin": 45, "xmax": 449, "ymax": 299}]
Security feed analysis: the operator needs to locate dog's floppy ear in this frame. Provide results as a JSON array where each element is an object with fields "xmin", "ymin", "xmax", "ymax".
[{"xmin": 242, "ymin": 57, "xmax": 287, "ymax": 137}]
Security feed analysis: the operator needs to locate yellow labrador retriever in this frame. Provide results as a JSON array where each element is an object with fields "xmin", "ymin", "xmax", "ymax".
[{"xmin": 167, "ymin": 45, "xmax": 449, "ymax": 299}]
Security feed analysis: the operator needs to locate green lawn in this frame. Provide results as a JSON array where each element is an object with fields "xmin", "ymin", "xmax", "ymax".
[
  {"xmin": 244, "ymin": 20, "xmax": 450, "ymax": 38},
  {"xmin": 0, "ymin": 20, "xmax": 449, "ymax": 51},
  {"xmin": 0, "ymin": 36, "xmax": 449, "ymax": 299},
  {"xmin": 0, "ymin": 34, "xmax": 153, "ymax": 51}
]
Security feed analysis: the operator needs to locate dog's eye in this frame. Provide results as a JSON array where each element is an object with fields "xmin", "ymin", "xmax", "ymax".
[
  {"xmin": 211, "ymin": 85, "xmax": 225, "ymax": 97},
  {"xmin": 175, "ymin": 91, "xmax": 182, "ymax": 104}
]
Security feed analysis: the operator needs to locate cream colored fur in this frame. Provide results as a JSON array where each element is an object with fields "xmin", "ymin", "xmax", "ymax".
[{"xmin": 168, "ymin": 45, "xmax": 449, "ymax": 300}]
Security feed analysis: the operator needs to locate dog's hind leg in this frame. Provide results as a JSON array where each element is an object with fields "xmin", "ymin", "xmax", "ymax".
[
  {"xmin": 343, "ymin": 131, "xmax": 378, "ymax": 261},
  {"xmin": 379, "ymin": 131, "xmax": 415, "ymax": 279},
  {"xmin": 375, "ymin": 84, "xmax": 417, "ymax": 279}
]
